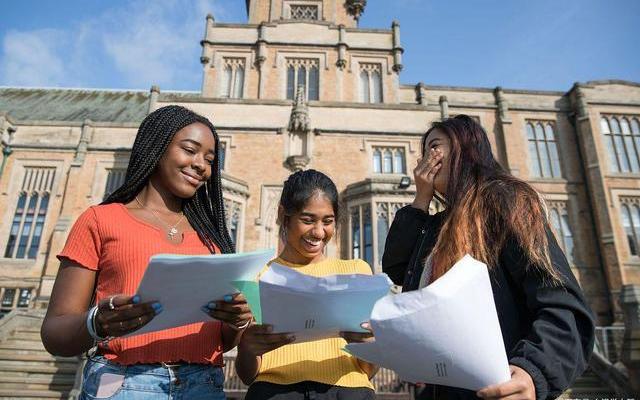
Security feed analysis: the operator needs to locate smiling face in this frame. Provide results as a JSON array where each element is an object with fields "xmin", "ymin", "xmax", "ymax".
[
  {"xmin": 279, "ymin": 191, "xmax": 336, "ymax": 264},
  {"xmin": 150, "ymin": 122, "xmax": 216, "ymax": 199},
  {"xmin": 423, "ymin": 128, "xmax": 452, "ymax": 195}
]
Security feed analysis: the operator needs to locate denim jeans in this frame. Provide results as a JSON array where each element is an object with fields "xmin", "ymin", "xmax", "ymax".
[{"xmin": 79, "ymin": 355, "xmax": 226, "ymax": 400}]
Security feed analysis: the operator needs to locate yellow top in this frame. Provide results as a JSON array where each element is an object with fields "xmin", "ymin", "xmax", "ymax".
[{"xmin": 255, "ymin": 257, "xmax": 375, "ymax": 389}]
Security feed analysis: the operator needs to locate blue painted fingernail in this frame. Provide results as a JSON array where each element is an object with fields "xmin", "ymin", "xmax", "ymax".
[
  {"xmin": 132, "ymin": 295, "xmax": 140, "ymax": 304},
  {"xmin": 152, "ymin": 302, "xmax": 162, "ymax": 312},
  {"xmin": 207, "ymin": 302, "xmax": 217, "ymax": 309},
  {"xmin": 201, "ymin": 306, "xmax": 209, "ymax": 313},
  {"xmin": 224, "ymin": 294, "xmax": 233, "ymax": 302}
]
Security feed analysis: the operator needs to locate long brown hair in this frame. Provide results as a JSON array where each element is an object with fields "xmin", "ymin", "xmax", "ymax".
[{"xmin": 424, "ymin": 115, "xmax": 562, "ymax": 284}]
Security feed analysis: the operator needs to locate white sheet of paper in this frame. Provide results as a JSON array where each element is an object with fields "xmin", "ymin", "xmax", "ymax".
[
  {"xmin": 259, "ymin": 264, "xmax": 392, "ymax": 342},
  {"xmin": 128, "ymin": 249, "xmax": 275, "ymax": 337},
  {"xmin": 345, "ymin": 254, "xmax": 511, "ymax": 391}
]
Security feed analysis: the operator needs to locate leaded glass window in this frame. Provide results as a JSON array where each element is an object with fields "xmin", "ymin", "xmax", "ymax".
[
  {"xmin": 103, "ymin": 168, "xmax": 126, "ymax": 200},
  {"xmin": 525, "ymin": 121, "xmax": 562, "ymax": 178},
  {"xmin": 286, "ymin": 59, "xmax": 319, "ymax": 101},
  {"xmin": 620, "ymin": 198, "xmax": 640, "ymax": 256},
  {"xmin": 220, "ymin": 58, "xmax": 245, "ymax": 99},
  {"xmin": 290, "ymin": 5, "xmax": 319, "ymax": 20},
  {"xmin": 4, "ymin": 167, "xmax": 56, "ymax": 259},
  {"xmin": 359, "ymin": 63, "xmax": 382, "ymax": 103},
  {"xmin": 601, "ymin": 116, "xmax": 640, "ymax": 173},
  {"xmin": 372, "ymin": 146, "xmax": 405, "ymax": 174},
  {"xmin": 548, "ymin": 202, "xmax": 575, "ymax": 264}
]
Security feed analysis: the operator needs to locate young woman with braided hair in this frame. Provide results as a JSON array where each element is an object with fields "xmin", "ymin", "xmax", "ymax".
[
  {"xmin": 382, "ymin": 115, "xmax": 595, "ymax": 400},
  {"xmin": 41, "ymin": 105, "xmax": 251, "ymax": 399}
]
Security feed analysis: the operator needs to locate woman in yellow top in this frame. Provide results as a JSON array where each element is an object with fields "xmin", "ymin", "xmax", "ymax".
[{"xmin": 235, "ymin": 169, "xmax": 377, "ymax": 399}]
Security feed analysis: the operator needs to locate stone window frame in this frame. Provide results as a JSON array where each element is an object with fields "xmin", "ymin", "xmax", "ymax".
[
  {"xmin": 358, "ymin": 63, "xmax": 383, "ymax": 104},
  {"xmin": 217, "ymin": 134, "xmax": 234, "ymax": 171},
  {"xmin": 616, "ymin": 195, "xmax": 640, "ymax": 260},
  {"xmin": 220, "ymin": 58, "xmax": 246, "ymax": 99},
  {"xmin": 546, "ymin": 200, "xmax": 575, "ymax": 265},
  {"xmin": 282, "ymin": 0, "xmax": 323, "ymax": 21},
  {"xmin": 347, "ymin": 197, "xmax": 412, "ymax": 273},
  {"xmin": 90, "ymin": 159, "xmax": 129, "ymax": 205},
  {"xmin": 275, "ymin": 51, "xmax": 327, "ymax": 101},
  {"xmin": 0, "ymin": 159, "xmax": 63, "ymax": 264},
  {"xmin": 349, "ymin": 56, "xmax": 390, "ymax": 104},
  {"xmin": 600, "ymin": 114, "xmax": 640, "ymax": 175},
  {"xmin": 285, "ymin": 58, "xmax": 320, "ymax": 101},
  {"xmin": 524, "ymin": 120, "xmax": 563, "ymax": 179},
  {"xmin": 212, "ymin": 52, "xmax": 252, "ymax": 100},
  {"xmin": 362, "ymin": 139, "xmax": 415, "ymax": 177}
]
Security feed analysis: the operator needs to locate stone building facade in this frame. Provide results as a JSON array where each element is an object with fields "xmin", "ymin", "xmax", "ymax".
[{"xmin": 0, "ymin": 0, "xmax": 639, "ymax": 396}]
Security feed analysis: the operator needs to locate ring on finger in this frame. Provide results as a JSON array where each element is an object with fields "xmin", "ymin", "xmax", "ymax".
[
  {"xmin": 119, "ymin": 321, "xmax": 124, "ymax": 330},
  {"xmin": 109, "ymin": 296, "xmax": 116, "ymax": 311},
  {"xmin": 138, "ymin": 316, "xmax": 143, "ymax": 325}
]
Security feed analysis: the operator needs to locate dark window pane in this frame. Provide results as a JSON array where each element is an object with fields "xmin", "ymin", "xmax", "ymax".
[
  {"xmin": 5, "ymin": 193, "xmax": 26, "ymax": 258},
  {"xmin": 308, "ymin": 66, "xmax": 319, "ymax": 101},
  {"xmin": 1, "ymin": 289, "xmax": 16, "ymax": 307},
  {"xmin": 287, "ymin": 65, "xmax": 295, "ymax": 100}
]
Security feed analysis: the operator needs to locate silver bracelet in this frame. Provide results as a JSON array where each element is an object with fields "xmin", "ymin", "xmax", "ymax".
[{"xmin": 86, "ymin": 305, "xmax": 110, "ymax": 342}]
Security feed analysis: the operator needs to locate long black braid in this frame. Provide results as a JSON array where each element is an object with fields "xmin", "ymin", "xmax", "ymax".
[{"xmin": 102, "ymin": 105, "xmax": 234, "ymax": 254}]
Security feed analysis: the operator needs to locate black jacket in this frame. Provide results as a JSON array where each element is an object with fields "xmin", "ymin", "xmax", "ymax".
[{"xmin": 382, "ymin": 206, "xmax": 595, "ymax": 400}]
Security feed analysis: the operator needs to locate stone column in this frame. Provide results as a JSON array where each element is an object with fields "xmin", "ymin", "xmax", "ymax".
[
  {"xmin": 620, "ymin": 285, "xmax": 640, "ymax": 395},
  {"xmin": 439, "ymin": 95, "xmax": 449, "ymax": 120},
  {"xmin": 493, "ymin": 87, "xmax": 513, "ymax": 173},
  {"xmin": 148, "ymin": 86, "xmax": 160, "ymax": 114}
]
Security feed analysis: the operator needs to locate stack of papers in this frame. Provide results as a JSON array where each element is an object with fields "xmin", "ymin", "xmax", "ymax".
[
  {"xmin": 129, "ymin": 249, "xmax": 275, "ymax": 336},
  {"xmin": 345, "ymin": 255, "xmax": 511, "ymax": 391},
  {"xmin": 235, "ymin": 264, "xmax": 392, "ymax": 342}
]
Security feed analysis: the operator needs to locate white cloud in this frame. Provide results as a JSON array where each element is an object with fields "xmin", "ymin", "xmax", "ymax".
[
  {"xmin": 1, "ymin": 29, "xmax": 67, "ymax": 86},
  {"xmin": 0, "ymin": 0, "xmax": 224, "ymax": 89}
]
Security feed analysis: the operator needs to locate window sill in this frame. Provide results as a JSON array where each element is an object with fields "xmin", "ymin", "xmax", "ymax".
[
  {"xmin": 0, "ymin": 258, "xmax": 36, "ymax": 267},
  {"xmin": 526, "ymin": 178, "xmax": 568, "ymax": 184},
  {"xmin": 605, "ymin": 173, "xmax": 640, "ymax": 179}
]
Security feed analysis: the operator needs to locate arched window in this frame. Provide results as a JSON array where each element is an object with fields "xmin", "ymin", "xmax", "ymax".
[
  {"xmin": 383, "ymin": 149, "xmax": 393, "ymax": 173},
  {"xmin": 620, "ymin": 200, "xmax": 640, "ymax": 256},
  {"xmin": 286, "ymin": 59, "xmax": 319, "ymax": 101},
  {"xmin": 359, "ymin": 71, "xmax": 370, "ymax": 103},
  {"xmin": 372, "ymin": 149, "xmax": 382, "ymax": 173},
  {"xmin": 372, "ymin": 146, "xmax": 406, "ymax": 174},
  {"xmin": 359, "ymin": 63, "xmax": 383, "ymax": 104},
  {"xmin": 220, "ymin": 58, "xmax": 245, "ymax": 99},
  {"xmin": 4, "ymin": 167, "xmax": 56, "ymax": 259},
  {"xmin": 602, "ymin": 115, "xmax": 640, "ymax": 173},
  {"xmin": 549, "ymin": 205, "xmax": 575, "ymax": 264},
  {"xmin": 525, "ymin": 121, "xmax": 562, "ymax": 178},
  {"xmin": 308, "ymin": 65, "xmax": 319, "ymax": 101},
  {"xmin": 233, "ymin": 66, "xmax": 244, "ymax": 99}
]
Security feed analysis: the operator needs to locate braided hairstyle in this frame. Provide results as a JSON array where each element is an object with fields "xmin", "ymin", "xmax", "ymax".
[{"xmin": 103, "ymin": 105, "xmax": 234, "ymax": 254}]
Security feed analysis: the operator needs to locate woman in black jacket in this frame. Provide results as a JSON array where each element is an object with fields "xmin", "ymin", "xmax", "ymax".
[{"xmin": 382, "ymin": 115, "xmax": 595, "ymax": 400}]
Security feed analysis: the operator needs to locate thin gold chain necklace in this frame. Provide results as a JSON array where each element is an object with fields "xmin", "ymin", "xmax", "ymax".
[{"xmin": 135, "ymin": 196, "xmax": 185, "ymax": 240}]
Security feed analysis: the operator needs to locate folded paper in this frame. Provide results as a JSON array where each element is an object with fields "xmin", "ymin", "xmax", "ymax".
[
  {"xmin": 235, "ymin": 263, "xmax": 392, "ymax": 342},
  {"xmin": 129, "ymin": 249, "xmax": 274, "ymax": 336},
  {"xmin": 345, "ymin": 254, "xmax": 511, "ymax": 391}
]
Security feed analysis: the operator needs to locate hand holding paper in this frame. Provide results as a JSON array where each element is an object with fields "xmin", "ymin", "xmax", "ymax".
[
  {"xmin": 345, "ymin": 255, "xmax": 511, "ymax": 391},
  {"xmin": 129, "ymin": 249, "xmax": 274, "ymax": 336},
  {"xmin": 235, "ymin": 264, "xmax": 392, "ymax": 342}
]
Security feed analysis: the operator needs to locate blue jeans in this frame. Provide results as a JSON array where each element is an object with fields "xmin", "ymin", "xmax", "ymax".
[{"xmin": 79, "ymin": 355, "xmax": 226, "ymax": 400}]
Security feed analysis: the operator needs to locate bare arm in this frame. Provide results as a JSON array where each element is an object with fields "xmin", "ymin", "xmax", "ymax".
[
  {"xmin": 40, "ymin": 260, "xmax": 97, "ymax": 356},
  {"xmin": 235, "ymin": 324, "xmax": 295, "ymax": 385},
  {"xmin": 41, "ymin": 260, "xmax": 159, "ymax": 357}
]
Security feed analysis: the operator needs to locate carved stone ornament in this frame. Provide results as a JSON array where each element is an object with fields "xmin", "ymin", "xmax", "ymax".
[
  {"xmin": 285, "ymin": 155, "xmax": 310, "ymax": 171},
  {"xmin": 345, "ymin": 0, "xmax": 366, "ymax": 22},
  {"xmin": 288, "ymin": 85, "xmax": 310, "ymax": 132}
]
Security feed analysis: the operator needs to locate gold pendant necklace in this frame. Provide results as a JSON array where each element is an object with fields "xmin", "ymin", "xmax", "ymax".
[{"xmin": 135, "ymin": 196, "xmax": 185, "ymax": 240}]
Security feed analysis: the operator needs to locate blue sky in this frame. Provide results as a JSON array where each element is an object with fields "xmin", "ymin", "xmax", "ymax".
[{"xmin": 0, "ymin": 0, "xmax": 638, "ymax": 92}]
